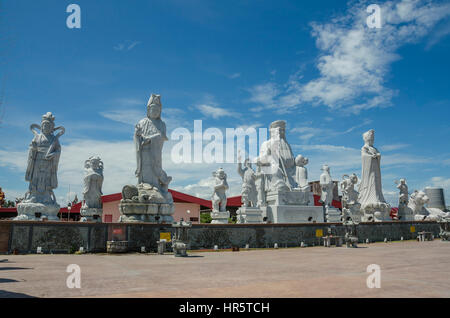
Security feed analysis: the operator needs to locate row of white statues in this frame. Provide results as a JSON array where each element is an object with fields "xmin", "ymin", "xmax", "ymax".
[{"xmin": 13, "ymin": 95, "xmax": 448, "ymax": 224}]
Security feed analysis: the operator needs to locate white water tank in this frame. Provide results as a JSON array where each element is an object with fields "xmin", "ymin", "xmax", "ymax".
[{"xmin": 424, "ymin": 187, "xmax": 446, "ymax": 211}]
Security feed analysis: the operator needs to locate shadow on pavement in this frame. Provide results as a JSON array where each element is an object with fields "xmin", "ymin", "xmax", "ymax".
[
  {"xmin": 0, "ymin": 278, "xmax": 20, "ymax": 283},
  {"xmin": 0, "ymin": 290, "xmax": 36, "ymax": 298},
  {"xmin": 0, "ymin": 267, "xmax": 32, "ymax": 271}
]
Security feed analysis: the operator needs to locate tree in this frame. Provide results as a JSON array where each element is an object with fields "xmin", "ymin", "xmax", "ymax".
[{"xmin": 200, "ymin": 212, "xmax": 212, "ymax": 224}]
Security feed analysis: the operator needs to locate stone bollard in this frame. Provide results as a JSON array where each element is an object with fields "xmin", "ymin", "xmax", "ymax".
[
  {"xmin": 214, "ymin": 245, "xmax": 219, "ymax": 251},
  {"xmin": 157, "ymin": 239, "xmax": 167, "ymax": 255},
  {"xmin": 401, "ymin": 237, "xmax": 404, "ymax": 241},
  {"xmin": 245, "ymin": 244, "xmax": 249, "ymax": 250},
  {"xmin": 300, "ymin": 242, "xmax": 305, "ymax": 248},
  {"xmin": 141, "ymin": 246, "xmax": 146, "ymax": 253},
  {"xmin": 37, "ymin": 247, "xmax": 43, "ymax": 254},
  {"xmin": 274, "ymin": 243, "xmax": 278, "ymax": 249},
  {"xmin": 384, "ymin": 238, "xmax": 388, "ymax": 243},
  {"xmin": 366, "ymin": 238, "xmax": 369, "ymax": 244}
]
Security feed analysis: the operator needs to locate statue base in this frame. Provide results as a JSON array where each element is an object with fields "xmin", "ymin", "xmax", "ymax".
[
  {"xmin": 266, "ymin": 189, "xmax": 311, "ymax": 206},
  {"xmin": 360, "ymin": 202, "xmax": 391, "ymax": 222},
  {"xmin": 397, "ymin": 204, "xmax": 414, "ymax": 221},
  {"xmin": 325, "ymin": 207, "xmax": 342, "ymax": 223},
  {"xmin": 211, "ymin": 211, "xmax": 230, "ymax": 224},
  {"xmin": 342, "ymin": 204, "xmax": 363, "ymax": 223},
  {"xmin": 80, "ymin": 208, "xmax": 103, "ymax": 222},
  {"xmin": 119, "ymin": 184, "xmax": 175, "ymax": 223},
  {"xmin": 263, "ymin": 205, "xmax": 324, "ymax": 223},
  {"xmin": 236, "ymin": 207, "xmax": 263, "ymax": 224},
  {"xmin": 15, "ymin": 202, "xmax": 60, "ymax": 221},
  {"xmin": 118, "ymin": 202, "xmax": 174, "ymax": 223}
]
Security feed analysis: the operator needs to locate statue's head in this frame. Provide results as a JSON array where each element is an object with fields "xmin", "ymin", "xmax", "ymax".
[
  {"xmin": 214, "ymin": 168, "xmax": 227, "ymax": 180},
  {"xmin": 363, "ymin": 129, "xmax": 375, "ymax": 146},
  {"xmin": 41, "ymin": 112, "xmax": 55, "ymax": 135},
  {"xmin": 269, "ymin": 120, "xmax": 286, "ymax": 140},
  {"xmin": 350, "ymin": 173, "xmax": 358, "ymax": 184},
  {"xmin": 244, "ymin": 158, "xmax": 252, "ymax": 168},
  {"xmin": 410, "ymin": 190, "xmax": 429, "ymax": 208},
  {"xmin": 321, "ymin": 164, "xmax": 330, "ymax": 173},
  {"xmin": 147, "ymin": 94, "xmax": 162, "ymax": 119},
  {"xmin": 85, "ymin": 156, "xmax": 104, "ymax": 173},
  {"xmin": 295, "ymin": 155, "xmax": 308, "ymax": 167},
  {"xmin": 400, "ymin": 178, "xmax": 406, "ymax": 184}
]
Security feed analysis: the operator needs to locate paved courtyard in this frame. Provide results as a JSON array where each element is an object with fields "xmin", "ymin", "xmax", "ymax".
[{"xmin": 1, "ymin": 240, "xmax": 449, "ymax": 298}]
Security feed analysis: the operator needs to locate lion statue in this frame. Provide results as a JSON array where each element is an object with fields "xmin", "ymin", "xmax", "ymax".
[{"xmin": 407, "ymin": 190, "xmax": 450, "ymax": 221}]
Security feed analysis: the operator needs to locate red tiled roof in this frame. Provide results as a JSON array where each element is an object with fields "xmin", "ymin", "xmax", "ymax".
[{"xmin": 1, "ymin": 191, "xmax": 344, "ymax": 215}]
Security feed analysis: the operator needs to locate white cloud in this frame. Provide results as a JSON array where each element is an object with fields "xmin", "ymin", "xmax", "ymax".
[
  {"xmin": 0, "ymin": 149, "xmax": 28, "ymax": 171},
  {"xmin": 291, "ymin": 119, "xmax": 372, "ymax": 142},
  {"xmin": 228, "ymin": 73, "xmax": 241, "ymax": 79},
  {"xmin": 114, "ymin": 41, "xmax": 141, "ymax": 51},
  {"xmin": 247, "ymin": 0, "xmax": 450, "ymax": 114},
  {"xmin": 429, "ymin": 176, "xmax": 450, "ymax": 189},
  {"xmin": 100, "ymin": 109, "xmax": 142, "ymax": 125},
  {"xmin": 247, "ymin": 83, "xmax": 280, "ymax": 112},
  {"xmin": 196, "ymin": 104, "xmax": 238, "ymax": 119},
  {"xmin": 380, "ymin": 143, "xmax": 410, "ymax": 151}
]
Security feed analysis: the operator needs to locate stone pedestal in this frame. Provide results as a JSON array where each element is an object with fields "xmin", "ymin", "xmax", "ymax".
[
  {"xmin": 119, "ymin": 202, "xmax": 174, "ymax": 223},
  {"xmin": 236, "ymin": 207, "xmax": 263, "ymax": 224},
  {"xmin": 266, "ymin": 190, "xmax": 309, "ymax": 206},
  {"xmin": 325, "ymin": 207, "xmax": 342, "ymax": 223},
  {"xmin": 211, "ymin": 211, "xmax": 230, "ymax": 224},
  {"xmin": 397, "ymin": 204, "xmax": 414, "ymax": 221},
  {"xmin": 262, "ymin": 189, "xmax": 325, "ymax": 224},
  {"xmin": 342, "ymin": 205, "xmax": 362, "ymax": 223},
  {"xmin": 264, "ymin": 205, "xmax": 324, "ymax": 223},
  {"xmin": 80, "ymin": 207, "xmax": 102, "ymax": 222},
  {"xmin": 15, "ymin": 202, "xmax": 60, "ymax": 221}
]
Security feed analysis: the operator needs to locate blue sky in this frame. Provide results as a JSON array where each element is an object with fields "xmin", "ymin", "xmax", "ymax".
[{"xmin": 0, "ymin": 0, "xmax": 449, "ymax": 206}]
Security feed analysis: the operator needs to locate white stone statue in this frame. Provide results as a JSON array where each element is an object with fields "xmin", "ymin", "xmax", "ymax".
[
  {"xmin": 256, "ymin": 120, "xmax": 297, "ymax": 192},
  {"xmin": 407, "ymin": 190, "xmax": 450, "ymax": 221},
  {"xmin": 134, "ymin": 94, "xmax": 172, "ymax": 195},
  {"xmin": 253, "ymin": 120, "xmax": 326, "ymax": 223},
  {"xmin": 319, "ymin": 165, "xmax": 334, "ymax": 208},
  {"xmin": 80, "ymin": 156, "xmax": 104, "ymax": 222},
  {"xmin": 341, "ymin": 174, "xmax": 359, "ymax": 206},
  {"xmin": 294, "ymin": 154, "xmax": 311, "ymax": 205},
  {"xmin": 211, "ymin": 168, "xmax": 230, "ymax": 224},
  {"xmin": 256, "ymin": 164, "xmax": 266, "ymax": 207},
  {"xmin": 394, "ymin": 178, "xmax": 409, "ymax": 220},
  {"xmin": 340, "ymin": 173, "xmax": 362, "ymax": 222},
  {"xmin": 15, "ymin": 112, "xmax": 64, "ymax": 221},
  {"xmin": 295, "ymin": 155, "xmax": 309, "ymax": 189},
  {"xmin": 396, "ymin": 179, "xmax": 408, "ymax": 206},
  {"xmin": 357, "ymin": 129, "xmax": 390, "ymax": 221},
  {"xmin": 119, "ymin": 94, "xmax": 174, "ymax": 223},
  {"xmin": 212, "ymin": 168, "xmax": 228, "ymax": 212},
  {"xmin": 237, "ymin": 158, "xmax": 258, "ymax": 207}
]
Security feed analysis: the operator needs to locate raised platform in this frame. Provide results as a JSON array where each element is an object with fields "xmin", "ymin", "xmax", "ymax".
[
  {"xmin": 264, "ymin": 205, "xmax": 324, "ymax": 223},
  {"xmin": 0, "ymin": 220, "xmax": 440, "ymax": 254}
]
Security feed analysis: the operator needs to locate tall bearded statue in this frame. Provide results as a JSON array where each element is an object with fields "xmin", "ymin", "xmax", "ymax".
[
  {"xmin": 15, "ymin": 112, "xmax": 65, "ymax": 221},
  {"xmin": 257, "ymin": 120, "xmax": 297, "ymax": 191}
]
